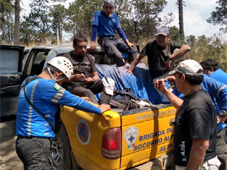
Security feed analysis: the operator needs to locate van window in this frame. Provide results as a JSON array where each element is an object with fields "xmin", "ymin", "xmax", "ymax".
[
  {"xmin": 0, "ymin": 49, "xmax": 20, "ymax": 74},
  {"xmin": 27, "ymin": 51, "xmax": 49, "ymax": 76}
]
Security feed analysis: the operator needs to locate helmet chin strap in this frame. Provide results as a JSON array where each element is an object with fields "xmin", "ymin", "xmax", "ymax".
[{"xmin": 47, "ymin": 67, "xmax": 66, "ymax": 82}]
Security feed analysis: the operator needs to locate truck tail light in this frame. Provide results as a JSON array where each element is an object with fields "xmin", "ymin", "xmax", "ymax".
[{"xmin": 102, "ymin": 128, "xmax": 121, "ymax": 159}]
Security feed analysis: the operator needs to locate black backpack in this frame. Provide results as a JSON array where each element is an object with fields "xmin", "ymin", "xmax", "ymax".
[{"xmin": 110, "ymin": 88, "xmax": 152, "ymax": 111}]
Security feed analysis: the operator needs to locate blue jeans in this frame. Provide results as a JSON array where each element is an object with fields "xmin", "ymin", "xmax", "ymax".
[
  {"xmin": 16, "ymin": 137, "xmax": 57, "ymax": 170},
  {"xmin": 98, "ymin": 37, "xmax": 138, "ymax": 67}
]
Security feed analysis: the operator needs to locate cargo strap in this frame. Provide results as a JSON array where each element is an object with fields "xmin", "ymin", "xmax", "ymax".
[{"xmin": 22, "ymin": 76, "xmax": 57, "ymax": 132}]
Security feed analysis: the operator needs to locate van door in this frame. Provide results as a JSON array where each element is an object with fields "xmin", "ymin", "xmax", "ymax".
[
  {"xmin": 0, "ymin": 45, "xmax": 24, "ymax": 118},
  {"xmin": 23, "ymin": 49, "xmax": 50, "ymax": 77}
]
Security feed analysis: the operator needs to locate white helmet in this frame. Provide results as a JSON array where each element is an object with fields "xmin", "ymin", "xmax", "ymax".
[{"xmin": 47, "ymin": 56, "xmax": 73, "ymax": 80}]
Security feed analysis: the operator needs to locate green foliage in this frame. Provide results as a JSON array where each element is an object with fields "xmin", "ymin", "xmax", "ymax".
[
  {"xmin": 169, "ymin": 26, "xmax": 185, "ymax": 43},
  {"xmin": 1, "ymin": 0, "xmax": 227, "ymax": 72},
  {"xmin": 123, "ymin": 0, "xmax": 167, "ymax": 43},
  {"xmin": 64, "ymin": 0, "xmax": 102, "ymax": 39},
  {"xmin": 20, "ymin": 17, "xmax": 36, "ymax": 45},
  {"xmin": 140, "ymin": 26, "xmax": 227, "ymax": 72},
  {"xmin": 20, "ymin": 0, "xmax": 53, "ymax": 45},
  {"xmin": 185, "ymin": 35, "xmax": 227, "ymax": 72},
  {"xmin": 63, "ymin": 0, "xmax": 166, "ymax": 43},
  {"xmin": 0, "ymin": 0, "xmax": 14, "ymax": 44},
  {"xmin": 49, "ymin": 4, "xmax": 66, "ymax": 44},
  {"xmin": 207, "ymin": 0, "xmax": 227, "ymax": 33},
  {"xmin": 51, "ymin": 38, "xmax": 58, "ymax": 44}
]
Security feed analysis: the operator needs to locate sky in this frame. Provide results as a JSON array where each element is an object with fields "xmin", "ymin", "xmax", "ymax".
[
  {"xmin": 21, "ymin": 0, "xmax": 227, "ymax": 42},
  {"xmin": 159, "ymin": 0, "xmax": 227, "ymax": 41}
]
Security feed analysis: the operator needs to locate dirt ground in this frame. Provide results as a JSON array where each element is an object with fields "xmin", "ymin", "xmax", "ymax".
[
  {"xmin": 0, "ymin": 119, "xmax": 23, "ymax": 170},
  {"xmin": 0, "ymin": 118, "xmax": 174, "ymax": 170}
]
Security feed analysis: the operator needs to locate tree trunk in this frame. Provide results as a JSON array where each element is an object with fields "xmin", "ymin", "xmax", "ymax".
[
  {"xmin": 178, "ymin": 0, "xmax": 185, "ymax": 39},
  {"xmin": 58, "ymin": 19, "xmax": 62, "ymax": 44},
  {"xmin": 1, "ymin": 22, "xmax": 5, "ymax": 43},
  {"xmin": 14, "ymin": 0, "xmax": 20, "ymax": 45}
]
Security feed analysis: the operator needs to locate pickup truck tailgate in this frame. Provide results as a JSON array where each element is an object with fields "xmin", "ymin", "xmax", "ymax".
[
  {"xmin": 120, "ymin": 105, "xmax": 176, "ymax": 169},
  {"xmin": 62, "ymin": 106, "xmax": 122, "ymax": 170}
]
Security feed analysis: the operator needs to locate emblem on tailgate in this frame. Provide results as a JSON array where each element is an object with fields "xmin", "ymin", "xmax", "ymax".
[
  {"xmin": 76, "ymin": 119, "xmax": 90, "ymax": 145},
  {"xmin": 124, "ymin": 127, "xmax": 139, "ymax": 150}
]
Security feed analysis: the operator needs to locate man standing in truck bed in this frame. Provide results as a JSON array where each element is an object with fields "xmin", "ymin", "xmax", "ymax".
[
  {"xmin": 90, "ymin": 0, "xmax": 138, "ymax": 67},
  {"xmin": 126, "ymin": 27, "xmax": 191, "ymax": 80}
]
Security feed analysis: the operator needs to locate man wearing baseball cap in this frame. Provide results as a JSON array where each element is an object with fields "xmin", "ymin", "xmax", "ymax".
[
  {"xmin": 126, "ymin": 26, "xmax": 191, "ymax": 80},
  {"xmin": 90, "ymin": 0, "xmax": 138, "ymax": 67},
  {"xmin": 155, "ymin": 59, "xmax": 220, "ymax": 170}
]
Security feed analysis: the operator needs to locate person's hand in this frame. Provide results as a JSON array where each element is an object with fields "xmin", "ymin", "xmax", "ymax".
[
  {"xmin": 90, "ymin": 41, "xmax": 97, "ymax": 51},
  {"xmin": 99, "ymin": 104, "xmax": 111, "ymax": 113},
  {"xmin": 217, "ymin": 115, "xmax": 227, "ymax": 124},
  {"xmin": 165, "ymin": 76, "xmax": 175, "ymax": 82},
  {"xmin": 154, "ymin": 79, "xmax": 168, "ymax": 94},
  {"xmin": 165, "ymin": 59, "xmax": 172, "ymax": 71},
  {"xmin": 125, "ymin": 69, "xmax": 133, "ymax": 74},
  {"xmin": 127, "ymin": 42, "xmax": 136, "ymax": 48},
  {"xmin": 70, "ymin": 73, "xmax": 85, "ymax": 81},
  {"xmin": 85, "ymin": 77, "xmax": 94, "ymax": 85},
  {"xmin": 81, "ymin": 96, "xmax": 90, "ymax": 101}
]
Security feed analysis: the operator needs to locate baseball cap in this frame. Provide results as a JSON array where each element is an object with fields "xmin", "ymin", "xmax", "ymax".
[
  {"xmin": 169, "ymin": 59, "xmax": 203, "ymax": 76},
  {"xmin": 104, "ymin": 0, "xmax": 115, "ymax": 7},
  {"xmin": 155, "ymin": 27, "xmax": 169, "ymax": 36}
]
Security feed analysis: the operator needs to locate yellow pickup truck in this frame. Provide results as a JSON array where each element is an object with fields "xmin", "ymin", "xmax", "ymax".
[
  {"xmin": 0, "ymin": 45, "xmax": 176, "ymax": 170},
  {"xmin": 61, "ymin": 104, "xmax": 176, "ymax": 170}
]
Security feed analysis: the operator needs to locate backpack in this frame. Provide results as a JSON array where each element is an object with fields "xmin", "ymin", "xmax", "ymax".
[{"xmin": 110, "ymin": 88, "xmax": 153, "ymax": 111}]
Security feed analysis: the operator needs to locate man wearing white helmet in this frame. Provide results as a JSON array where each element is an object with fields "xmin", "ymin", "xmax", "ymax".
[{"xmin": 15, "ymin": 56, "xmax": 110, "ymax": 170}]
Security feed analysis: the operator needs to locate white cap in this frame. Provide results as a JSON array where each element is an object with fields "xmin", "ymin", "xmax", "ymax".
[
  {"xmin": 102, "ymin": 77, "xmax": 115, "ymax": 95},
  {"xmin": 169, "ymin": 59, "xmax": 203, "ymax": 76},
  {"xmin": 47, "ymin": 57, "xmax": 73, "ymax": 80},
  {"xmin": 104, "ymin": 0, "xmax": 115, "ymax": 7},
  {"xmin": 155, "ymin": 27, "xmax": 169, "ymax": 36}
]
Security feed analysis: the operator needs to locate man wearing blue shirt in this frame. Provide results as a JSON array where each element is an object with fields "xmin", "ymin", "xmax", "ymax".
[
  {"xmin": 16, "ymin": 57, "xmax": 110, "ymax": 169},
  {"xmin": 200, "ymin": 59, "xmax": 227, "ymax": 170},
  {"xmin": 200, "ymin": 59, "xmax": 227, "ymax": 85},
  {"xmin": 90, "ymin": 0, "xmax": 138, "ymax": 67}
]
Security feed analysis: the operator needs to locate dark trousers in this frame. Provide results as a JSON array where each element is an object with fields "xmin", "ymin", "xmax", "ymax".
[
  {"xmin": 98, "ymin": 37, "xmax": 138, "ymax": 67},
  {"xmin": 16, "ymin": 137, "xmax": 57, "ymax": 170},
  {"xmin": 216, "ymin": 127, "xmax": 227, "ymax": 170},
  {"xmin": 63, "ymin": 80, "xmax": 111, "ymax": 104}
]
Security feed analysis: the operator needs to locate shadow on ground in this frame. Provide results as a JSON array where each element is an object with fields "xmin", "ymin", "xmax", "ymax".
[{"xmin": 0, "ymin": 119, "xmax": 23, "ymax": 170}]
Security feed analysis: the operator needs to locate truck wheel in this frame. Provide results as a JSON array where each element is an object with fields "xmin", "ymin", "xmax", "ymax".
[
  {"xmin": 70, "ymin": 148, "xmax": 83, "ymax": 170},
  {"xmin": 55, "ymin": 122, "xmax": 82, "ymax": 170}
]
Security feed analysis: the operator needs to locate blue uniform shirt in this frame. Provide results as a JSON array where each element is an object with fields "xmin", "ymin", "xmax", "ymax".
[
  {"xmin": 209, "ymin": 68, "xmax": 227, "ymax": 85},
  {"xmin": 16, "ymin": 77, "xmax": 101, "ymax": 138},
  {"xmin": 92, "ymin": 10, "xmax": 121, "ymax": 38}
]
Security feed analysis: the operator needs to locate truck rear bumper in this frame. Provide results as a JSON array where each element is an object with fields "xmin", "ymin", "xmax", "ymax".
[{"xmin": 128, "ymin": 153, "xmax": 174, "ymax": 170}]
